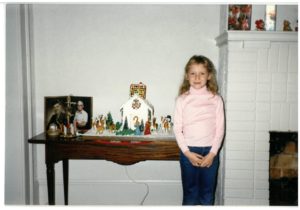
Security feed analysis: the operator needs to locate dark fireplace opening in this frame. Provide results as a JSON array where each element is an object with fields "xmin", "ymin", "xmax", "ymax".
[{"xmin": 269, "ymin": 131, "xmax": 298, "ymax": 206}]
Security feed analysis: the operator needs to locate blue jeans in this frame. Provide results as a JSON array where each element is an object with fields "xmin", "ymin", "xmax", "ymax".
[{"xmin": 180, "ymin": 146, "xmax": 219, "ymax": 205}]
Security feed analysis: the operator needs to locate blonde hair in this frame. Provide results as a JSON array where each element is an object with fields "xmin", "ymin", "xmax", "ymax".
[{"xmin": 179, "ymin": 55, "xmax": 218, "ymax": 96}]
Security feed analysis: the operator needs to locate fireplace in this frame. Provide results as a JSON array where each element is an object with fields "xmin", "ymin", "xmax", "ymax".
[{"xmin": 269, "ymin": 131, "xmax": 298, "ymax": 206}]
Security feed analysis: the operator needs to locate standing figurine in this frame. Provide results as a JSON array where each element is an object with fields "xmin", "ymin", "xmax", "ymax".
[
  {"xmin": 134, "ymin": 116, "xmax": 141, "ymax": 135},
  {"xmin": 144, "ymin": 120, "xmax": 151, "ymax": 135}
]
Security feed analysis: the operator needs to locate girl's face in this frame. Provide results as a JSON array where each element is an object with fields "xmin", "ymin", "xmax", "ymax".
[{"xmin": 186, "ymin": 63, "xmax": 211, "ymax": 89}]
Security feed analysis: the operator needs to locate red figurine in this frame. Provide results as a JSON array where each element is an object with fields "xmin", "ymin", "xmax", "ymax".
[
  {"xmin": 144, "ymin": 120, "xmax": 151, "ymax": 135},
  {"xmin": 255, "ymin": 19, "xmax": 265, "ymax": 31}
]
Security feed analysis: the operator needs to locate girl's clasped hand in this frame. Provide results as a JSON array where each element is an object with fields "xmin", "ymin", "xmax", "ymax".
[{"xmin": 184, "ymin": 151, "xmax": 215, "ymax": 168}]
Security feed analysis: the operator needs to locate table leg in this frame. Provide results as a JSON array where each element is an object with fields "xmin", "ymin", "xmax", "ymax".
[
  {"xmin": 46, "ymin": 162, "xmax": 55, "ymax": 205},
  {"xmin": 63, "ymin": 159, "xmax": 69, "ymax": 205}
]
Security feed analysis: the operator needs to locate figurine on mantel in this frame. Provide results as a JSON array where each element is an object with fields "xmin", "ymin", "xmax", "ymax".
[
  {"xmin": 255, "ymin": 19, "xmax": 265, "ymax": 31},
  {"xmin": 283, "ymin": 20, "xmax": 293, "ymax": 31}
]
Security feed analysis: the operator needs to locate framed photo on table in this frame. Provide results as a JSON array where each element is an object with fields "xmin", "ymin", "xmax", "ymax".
[{"xmin": 45, "ymin": 96, "xmax": 93, "ymax": 133}]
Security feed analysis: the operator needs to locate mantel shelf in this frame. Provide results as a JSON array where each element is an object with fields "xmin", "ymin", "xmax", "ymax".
[{"xmin": 216, "ymin": 31, "xmax": 298, "ymax": 46}]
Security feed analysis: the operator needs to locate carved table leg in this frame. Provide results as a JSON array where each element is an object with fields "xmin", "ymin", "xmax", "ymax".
[
  {"xmin": 46, "ymin": 162, "xmax": 55, "ymax": 205},
  {"xmin": 63, "ymin": 159, "xmax": 69, "ymax": 205}
]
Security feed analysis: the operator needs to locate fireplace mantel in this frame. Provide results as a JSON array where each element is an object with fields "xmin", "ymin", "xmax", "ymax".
[{"xmin": 216, "ymin": 31, "xmax": 298, "ymax": 47}]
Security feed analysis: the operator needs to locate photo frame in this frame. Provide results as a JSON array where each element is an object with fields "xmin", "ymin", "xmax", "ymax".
[
  {"xmin": 44, "ymin": 96, "xmax": 93, "ymax": 133},
  {"xmin": 228, "ymin": 5, "xmax": 252, "ymax": 30}
]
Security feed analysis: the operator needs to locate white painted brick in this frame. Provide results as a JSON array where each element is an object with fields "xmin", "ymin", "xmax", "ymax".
[
  {"xmin": 256, "ymin": 91, "xmax": 271, "ymax": 102},
  {"xmin": 227, "ymin": 91, "xmax": 255, "ymax": 102},
  {"xmin": 227, "ymin": 111, "xmax": 255, "ymax": 121},
  {"xmin": 287, "ymin": 82, "xmax": 297, "ymax": 91},
  {"xmin": 225, "ymin": 198, "xmax": 268, "ymax": 205},
  {"xmin": 287, "ymin": 83, "xmax": 298, "ymax": 102},
  {"xmin": 229, "ymin": 51, "xmax": 257, "ymax": 62},
  {"xmin": 226, "ymin": 140, "xmax": 254, "ymax": 151},
  {"xmin": 225, "ymin": 169, "xmax": 254, "ymax": 179},
  {"xmin": 229, "ymin": 62, "xmax": 257, "ymax": 72},
  {"xmin": 256, "ymin": 84, "xmax": 271, "ymax": 92},
  {"xmin": 278, "ymin": 44, "xmax": 289, "ymax": 72},
  {"xmin": 268, "ymin": 43, "xmax": 279, "ymax": 72},
  {"xmin": 254, "ymin": 180, "xmax": 268, "ymax": 189},
  {"xmin": 254, "ymin": 151, "xmax": 269, "ymax": 161},
  {"xmin": 258, "ymin": 72, "xmax": 271, "ymax": 83},
  {"xmin": 255, "ymin": 170, "xmax": 268, "ymax": 180},
  {"xmin": 224, "ymin": 188, "xmax": 254, "ymax": 199},
  {"xmin": 254, "ymin": 189, "xmax": 269, "ymax": 199},
  {"xmin": 226, "ymin": 151, "xmax": 254, "ymax": 160},
  {"xmin": 227, "ymin": 121, "xmax": 255, "ymax": 131},
  {"xmin": 256, "ymin": 103, "xmax": 270, "ymax": 112},
  {"xmin": 289, "ymin": 103, "xmax": 298, "ymax": 131},
  {"xmin": 288, "ymin": 44, "xmax": 298, "ymax": 72},
  {"xmin": 224, "ymin": 198, "xmax": 256, "ymax": 205},
  {"xmin": 255, "ymin": 161, "xmax": 268, "ymax": 170},
  {"xmin": 226, "ymin": 160, "xmax": 254, "ymax": 170},
  {"xmin": 288, "ymin": 72, "xmax": 298, "ymax": 84},
  {"xmin": 256, "ymin": 111, "xmax": 270, "ymax": 121},
  {"xmin": 257, "ymin": 49, "xmax": 268, "ymax": 72},
  {"xmin": 272, "ymin": 73, "xmax": 288, "ymax": 83},
  {"xmin": 255, "ymin": 141, "xmax": 269, "ymax": 152},
  {"xmin": 270, "ymin": 103, "xmax": 281, "ymax": 130},
  {"xmin": 226, "ymin": 131, "xmax": 254, "ymax": 141},
  {"xmin": 227, "ymin": 102, "xmax": 255, "ymax": 111},
  {"xmin": 280, "ymin": 104, "xmax": 290, "ymax": 130},
  {"xmin": 228, "ymin": 72, "xmax": 257, "ymax": 83},
  {"xmin": 271, "ymin": 91, "xmax": 287, "ymax": 102},
  {"xmin": 271, "ymin": 82, "xmax": 287, "ymax": 92},
  {"xmin": 228, "ymin": 41, "xmax": 244, "ymax": 50},
  {"xmin": 253, "ymin": 199, "xmax": 269, "ymax": 205},
  {"xmin": 244, "ymin": 41, "xmax": 270, "ymax": 49},
  {"xmin": 225, "ymin": 179, "xmax": 254, "ymax": 189},
  {"xmin": 255, "ymin": 122, "xmax": 270, "ymax": 131},
  {"xmin": 227, "ymin": 82, "xmax": 256, "ymax": 92},
  {"xmin": 287, "ymin": 92, "xmax": 298, "ymax": 102},
  {"xmin": 255, "ymin": 131, "xmax": 269, "ymax": 142}
]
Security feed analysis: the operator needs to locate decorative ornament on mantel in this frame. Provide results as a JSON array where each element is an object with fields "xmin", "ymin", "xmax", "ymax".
[
  {"xmin": 283, "ymin": 20, "xmax": 293, "ymax": 31},
  {"xmin": 228, "ymin": 4, "xmax": 252, "ymax": 31},
  {"xmin": 255, "ymin": 19, "xmax": 265, "ymax": 31}
]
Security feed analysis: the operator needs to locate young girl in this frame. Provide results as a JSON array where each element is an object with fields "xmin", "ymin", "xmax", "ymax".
[{"xmin": 174, "ymin": 55, "xmax": 225, "ymax": 205}]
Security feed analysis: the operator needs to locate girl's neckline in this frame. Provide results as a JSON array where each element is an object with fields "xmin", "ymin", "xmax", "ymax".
[{"xmin": 189, "ymin": 86, "xmax": 209, "ymax": 95}]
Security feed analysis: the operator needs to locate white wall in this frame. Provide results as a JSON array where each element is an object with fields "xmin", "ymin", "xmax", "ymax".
[{"xmin": 30, "ymin": 4, "xmax": 221, "ymax": 205}]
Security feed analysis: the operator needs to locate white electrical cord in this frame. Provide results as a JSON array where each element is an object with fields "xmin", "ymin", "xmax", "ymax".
[{"xmin": 124, "ymin": 166, "xmax": 150, "ymax": 205}]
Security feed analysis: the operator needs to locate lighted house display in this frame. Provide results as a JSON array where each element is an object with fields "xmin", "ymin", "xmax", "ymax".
[{"xmin": 120, "ymin": 83, "xmax": 154, "ymax": 130}]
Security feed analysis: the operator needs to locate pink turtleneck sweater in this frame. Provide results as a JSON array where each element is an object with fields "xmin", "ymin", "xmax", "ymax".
[{"xmin": 173, "ymin": 86, "xmax": 225, "ymax": 155}]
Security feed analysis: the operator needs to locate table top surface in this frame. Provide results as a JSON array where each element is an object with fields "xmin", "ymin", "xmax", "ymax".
[{"xmin": 29, "ymin": 132, "xmax": 177, "ymax": 145}]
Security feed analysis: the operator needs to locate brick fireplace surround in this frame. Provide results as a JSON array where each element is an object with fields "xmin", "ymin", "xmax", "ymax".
[{"xmin": 215, "ymin": 31, "xmax": 298, "ymax": 205}]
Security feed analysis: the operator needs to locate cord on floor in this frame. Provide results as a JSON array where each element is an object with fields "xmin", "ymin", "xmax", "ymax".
[{"xmin": 124, "ymin": 166, "xmax": 150, "ymax": 205}]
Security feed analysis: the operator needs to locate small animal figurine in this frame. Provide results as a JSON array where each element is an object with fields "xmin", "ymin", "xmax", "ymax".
[
  {"xmin": 95, "ymin": 115, "xmax": 106, "ymax": 134},
  {"xmin": 283, "ymin": 20, "xmax": 292, "ymax": 31},
  {"xmin": 161, "ymin": 116, "xmax": 170, "ymax": 133}
]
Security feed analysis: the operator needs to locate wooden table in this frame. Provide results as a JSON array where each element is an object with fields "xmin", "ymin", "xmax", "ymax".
[{"xmin": 28, "ymin": 133, "xmax": 180, "ymax": 205}]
